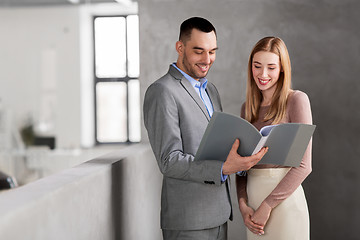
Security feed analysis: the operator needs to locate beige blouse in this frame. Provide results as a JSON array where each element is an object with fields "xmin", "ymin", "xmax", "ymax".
[{"xmin": 239, "ymin": 90, "xmax": 313, "ymax": 208}]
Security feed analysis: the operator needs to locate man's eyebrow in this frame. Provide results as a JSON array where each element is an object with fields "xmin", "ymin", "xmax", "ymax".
[{"xmin": 193, "ymin": 47, "xmax": 218, "ymax": 51}]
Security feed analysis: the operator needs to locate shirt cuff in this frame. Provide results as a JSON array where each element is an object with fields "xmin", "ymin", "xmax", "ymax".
[
  {"xmin": 236, "ymin": 171, "xmax": 247, "ymax": 176},
  {"xmin": 221, "ymin": 164, "xmax": 228, "ymax": 182}
]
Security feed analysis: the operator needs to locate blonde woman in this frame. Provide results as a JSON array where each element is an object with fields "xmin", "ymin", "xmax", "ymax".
[{"xmin": 236, "ymin": 37, "xmax": 313, "ymax": 240}]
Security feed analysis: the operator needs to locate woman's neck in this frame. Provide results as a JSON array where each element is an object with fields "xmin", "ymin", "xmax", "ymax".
[{"xmin": 261, "ymin": 89, "xmax": 275, "ymax": 106}]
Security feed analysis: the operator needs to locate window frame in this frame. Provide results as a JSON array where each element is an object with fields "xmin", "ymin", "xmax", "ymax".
[{"xmin": 92, "ymin": 14, "xmax": 140, "ymax": 145}]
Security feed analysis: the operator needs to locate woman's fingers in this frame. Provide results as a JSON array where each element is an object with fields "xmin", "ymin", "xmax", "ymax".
[
  {"xmin": 240, "ymin": 205, "xmax": 265, "ymax": 235},
  {"xmin": 245, "ymin": 216, "xmax": 264, "ymax": 235}
]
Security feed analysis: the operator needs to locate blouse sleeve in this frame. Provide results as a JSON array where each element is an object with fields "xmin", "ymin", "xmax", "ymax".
[{"xmin": 263, "ymin": 91, "xmax": 313, "ymax": 209}]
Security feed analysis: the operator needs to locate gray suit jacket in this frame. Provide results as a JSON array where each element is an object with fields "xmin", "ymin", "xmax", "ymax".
[{"xmin": 143, "ymin": 65, "xmax": 232, "ymax": 230}]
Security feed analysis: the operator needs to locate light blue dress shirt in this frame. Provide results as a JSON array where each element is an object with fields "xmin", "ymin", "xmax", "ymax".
[
  {"xmin": 172, "ymin": 63, "xmax": 228, "ymax": 182},
  {"xmin": 171, "ymin": 63, "xmax": 214, "ymax": 117}
]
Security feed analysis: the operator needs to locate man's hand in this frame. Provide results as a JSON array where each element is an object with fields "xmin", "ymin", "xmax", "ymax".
[{"xmin": 222, "ymin": 139, "xmax": 268, "ymax": 175}]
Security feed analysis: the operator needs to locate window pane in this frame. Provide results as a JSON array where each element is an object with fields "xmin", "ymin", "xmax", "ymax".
[
  {"xmin": 127, "ymin": 15, "xmax": 139, "ymax": 78},
  {"xmin": 128, "ymin": 79, "xmax": 141, "ymax": 142},
  {"xmin": 96, "ymin": 82, "xmax": 127, "ymax": 142},
  {"xmin": 94, "ymin": 17, "xmax": 126, "ymax": 78}
]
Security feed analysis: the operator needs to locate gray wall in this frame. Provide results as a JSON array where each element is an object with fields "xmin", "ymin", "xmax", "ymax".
[{"xmin": 138, "ymin": 0, "xmax": 360, "ymax": 239}]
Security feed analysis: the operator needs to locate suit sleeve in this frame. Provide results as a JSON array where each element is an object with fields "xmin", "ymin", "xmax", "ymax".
[{"xmin": 143, "ymin": 82, "xmax": 224, "ymax": 185}]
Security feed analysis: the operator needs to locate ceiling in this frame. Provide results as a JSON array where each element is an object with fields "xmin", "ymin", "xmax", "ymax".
[{"xmin": 0, "ymin": 0, "xmax": 125, "ymax": 7}]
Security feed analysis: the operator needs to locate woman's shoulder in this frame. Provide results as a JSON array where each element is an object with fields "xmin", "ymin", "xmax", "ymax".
[
  {"xmin": 287, "ymin": 90, "xmax": 312, "ymax": 123},
  {"xmin": 288, "ymin": 90, "xmax": 310, "ymax": 107}
]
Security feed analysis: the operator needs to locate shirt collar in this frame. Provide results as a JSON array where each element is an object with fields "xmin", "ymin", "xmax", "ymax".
[{"xmin": 172, "ymin": 63, "xmax": 208, "ymax": 89}]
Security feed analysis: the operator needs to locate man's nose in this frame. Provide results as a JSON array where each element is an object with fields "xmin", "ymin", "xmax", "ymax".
[{"xmin": 201, "ymin": 52, "xmax": 211, "ymax": 64}]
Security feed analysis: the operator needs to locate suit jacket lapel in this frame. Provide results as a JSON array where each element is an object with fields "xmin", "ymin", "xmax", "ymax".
[
  {"xmin": 169, "ymin": 65, "xmax": 211, "ymax": 121},
  {"xmin": 206, "ymin": 84, "xmax": 222, "ymax": 112},
  {"xmin": 180, "ymin": 77, "xmax": 211, "ymax": 121}
]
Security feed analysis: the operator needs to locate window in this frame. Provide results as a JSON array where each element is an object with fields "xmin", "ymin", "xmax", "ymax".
[{"xmin": 93, "ymin": 15, "xmax": 140, "ymax": 143}]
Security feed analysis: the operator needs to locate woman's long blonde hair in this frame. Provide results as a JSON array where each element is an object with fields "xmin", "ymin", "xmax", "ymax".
[{"xmin": 245, "ymin": 36, "xmax": 292, "ymax": 124}]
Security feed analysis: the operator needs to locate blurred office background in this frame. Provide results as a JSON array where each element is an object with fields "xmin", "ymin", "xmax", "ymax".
[{"xmin": 0, "ymin": 0, "xmax": 359, "ymax": 239}]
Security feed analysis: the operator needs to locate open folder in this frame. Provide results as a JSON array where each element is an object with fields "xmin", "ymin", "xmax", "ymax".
[{"xmin": 194, "ymin": 112, "xmax": 316, "ymax": 167}]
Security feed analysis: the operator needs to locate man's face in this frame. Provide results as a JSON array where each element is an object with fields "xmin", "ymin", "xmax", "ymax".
[{"xmin": 176, "ymin": 29, "xmax": 217, "ymax": 80}]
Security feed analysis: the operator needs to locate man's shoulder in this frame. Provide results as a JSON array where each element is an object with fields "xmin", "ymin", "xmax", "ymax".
[
  {"xmin": 148, "ymin": 67, "xmax": 182, "ymax": 90},
  {"xmin": 149, "ymin": 74, "xmax": 176, "ymax": 90},
  {"xmin": 145, "ymin": 75, "xmax": 180, "ymax": 101}
]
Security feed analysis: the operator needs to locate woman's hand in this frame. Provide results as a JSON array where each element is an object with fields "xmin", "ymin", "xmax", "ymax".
[
  {"xmin": 251, "ymin": 201, "xmax": 272, "ymax": 228},
  {"xmin": 239, "ymin": 199, "xmax": 265, "ymax": 235}
]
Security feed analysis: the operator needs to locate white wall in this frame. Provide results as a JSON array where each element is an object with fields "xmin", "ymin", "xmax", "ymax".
[
  {"xmin": 0, "ymin": 2, "xmax": 138, "ymax": 149},
  {"xmin": 0, "ymin": 6, "xmax": 81, "ymax": 148}
]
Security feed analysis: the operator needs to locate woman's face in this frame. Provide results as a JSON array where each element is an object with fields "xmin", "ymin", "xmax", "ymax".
[{"xmin": 252, "ymin": 51, "xmax": 281, "ymax": 94}]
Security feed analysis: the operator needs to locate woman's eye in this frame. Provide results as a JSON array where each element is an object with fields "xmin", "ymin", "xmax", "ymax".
[{"xmin": 254, "ymin": 65, "xmax": 261, "ymax": 69}]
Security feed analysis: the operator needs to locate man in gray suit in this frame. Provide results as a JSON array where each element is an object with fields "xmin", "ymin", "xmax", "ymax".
[{"xmin": 143, "ymin": 17, "xmax": 268, "ymax": 240}]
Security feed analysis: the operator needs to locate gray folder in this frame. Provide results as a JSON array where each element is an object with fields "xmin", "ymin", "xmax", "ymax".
[{"xmin": 195, "ymin": 112, "xmax": 316, "ymax": 167}]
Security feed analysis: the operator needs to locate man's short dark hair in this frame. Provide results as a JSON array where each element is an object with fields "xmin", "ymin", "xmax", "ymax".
[{"xmin": 179, "ymin": 17, "xmax": 216, "ymax": 43}]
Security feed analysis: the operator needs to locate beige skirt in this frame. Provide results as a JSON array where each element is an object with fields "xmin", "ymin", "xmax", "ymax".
[{"xmin": 246, "ymin": 168, "xmax": 309, "ymax": 240}]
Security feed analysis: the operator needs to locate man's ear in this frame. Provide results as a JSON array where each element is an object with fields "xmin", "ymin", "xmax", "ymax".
[{"xmin": 176, "ymin": 41, "xmax": 184, "ymax": 55}]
